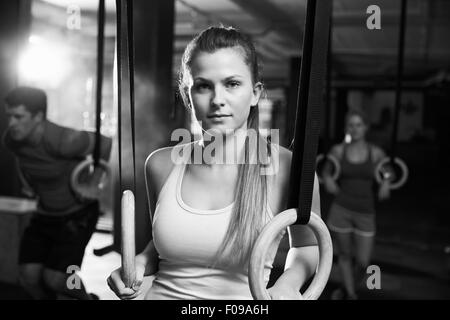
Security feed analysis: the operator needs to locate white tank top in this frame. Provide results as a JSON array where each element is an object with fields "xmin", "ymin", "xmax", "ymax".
[{"xmin": 146, "ymin": 144, "xmax": 280, "ymax": 300}]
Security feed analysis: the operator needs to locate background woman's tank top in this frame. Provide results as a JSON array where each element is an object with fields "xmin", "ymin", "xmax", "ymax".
[{"xmin": 334, "ymin": 144, "xmax": 376, "ymax": 214}]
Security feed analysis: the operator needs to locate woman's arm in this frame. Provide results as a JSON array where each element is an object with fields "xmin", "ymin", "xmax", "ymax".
[
  {"xmin": 108, "ymin": 146, "xmax": 177, "ymax": 298},
  {"xmin": 141, "ymin": 145, "xmax": 185, "ymax": 269},
  {"xmin": 286, "ymin": 172, "xmax": 321, "ymax": 281},
  {"xmin": 268, "ymin": 171, "xmax": 321, "ymax": 299},
  {"xmin": 323, "ymin": 145, "xmax": 341, "ymax": 195},
  {"xmin": 145, "ymin": 147, "xmax": 171, "ymax": 216},
  {"xmin": 141, "ymin": 146, "xmax": 176, "ymax": 257},
  {"xmin": 135, "ymin": 240, "xmax": 159, "ymax": 277},
  {"xmin": 373, "ymin": 146, "xmax": 391, "ymax": 200}
]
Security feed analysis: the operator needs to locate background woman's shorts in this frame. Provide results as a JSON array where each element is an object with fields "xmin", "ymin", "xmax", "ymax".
[{"xmin": 326, "ymin": 203, "xmax": 376, "ymax": 237}]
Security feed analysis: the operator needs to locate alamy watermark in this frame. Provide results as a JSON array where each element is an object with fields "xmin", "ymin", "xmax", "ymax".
[
  {"xmin": 66, "ymin": 5, "xmax": 81, "ymax": 30},
  {"xmin": 367, "ymin": 5, "xmax": 381, "ymax": 30},
  {"xmin": 170, "ymin": 127, "xmax": 280, "ymax": 176},
  {"xmin": 66, "ymin": 265, "xmax": 81, "ymax": 290},
  {"xmin": 366, "ymin": 264, "xmax": 381, "ymax": 290}
]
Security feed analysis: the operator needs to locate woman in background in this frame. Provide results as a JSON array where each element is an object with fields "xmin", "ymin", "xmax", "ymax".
[{"xmin": 323, "ymin": 109, "xmax": 390, "ymax": 300}]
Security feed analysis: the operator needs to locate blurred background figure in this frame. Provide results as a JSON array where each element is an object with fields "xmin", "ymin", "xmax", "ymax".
[
  {"xmin": 323, "ymin": 109, "xmax": 390, "ymax": 300},
  {"xmin": 2, "ymin": 86, "xmax": 112, "ymax": 299}
]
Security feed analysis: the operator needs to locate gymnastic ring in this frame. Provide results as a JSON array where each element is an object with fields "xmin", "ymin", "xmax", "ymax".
[
  {"xmin": 70, "ymin": 157, "xmax": 111, "ymax": 200},
  {"xmin": 316, "ymin": 154, "xmax": 340, "ymax": 183},
  {"xmin": 374, "ymin": 157, "xmax": 408, "ymax": 190},
  {"xmin": 121, "ymin": 190, "xmax": 136, "ymax": 288},
  {"xmin": 249, "ymin": 209, "xmax": 333, "ymax": 300}
]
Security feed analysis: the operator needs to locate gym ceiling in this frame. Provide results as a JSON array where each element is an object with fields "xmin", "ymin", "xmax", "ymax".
[{"xmin": 36, "ymin": 0, "xmax": 450, "ymax": 88}]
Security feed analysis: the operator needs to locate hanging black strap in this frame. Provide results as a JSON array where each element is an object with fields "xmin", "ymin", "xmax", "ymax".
[
  {"xmin": 116, "ymin": 0, "xmax": 136, "ymax": 193},
  {"xmin": 324, "ymin": 16, "xmax": 333, "ymax": 152},
  {"xmin": 287, "ymin": 0, "xmax": 332, "ymax": 225},
  {"xmin": 93, "ymin": 0, "xmax": 105, "ymax": 167},
  {"xmin": 390, "ymin": 0, "xmax": 407, "ymax": 162}
]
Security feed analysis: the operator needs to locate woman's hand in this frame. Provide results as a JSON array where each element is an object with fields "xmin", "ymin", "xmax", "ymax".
[
  {"xmin": 106, "ymin": 260, "xmax": 146, "ymax": 300},
  {"xmin": 378, "ymin": 181, "xmax": 391, "ymax": 201},
  {"xmin": 267, "ymin": 282, "xmax": 303, "ymax": 300}
]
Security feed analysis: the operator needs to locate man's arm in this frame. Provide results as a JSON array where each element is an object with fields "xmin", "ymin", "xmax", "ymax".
[
  {"xmin": 85, "ymin": 131, "xmax": 113, "ymax": 161},
  {"xmin": 58, "ymin": 128, "xmax": 112, "ymax": 161}
]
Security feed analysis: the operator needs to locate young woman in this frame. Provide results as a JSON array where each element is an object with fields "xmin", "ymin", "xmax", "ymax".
[
  {"xmin": 108, "ymin": 26, "xmax": 321, "ymax": 300},
  {"xmin": 323, "ymin": 110, "xmax": 390, "ymax": 300}
]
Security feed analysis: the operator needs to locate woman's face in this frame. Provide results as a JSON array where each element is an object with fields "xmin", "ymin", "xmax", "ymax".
[
  {"xmin": 188, "ymin": 47, "xmax": 261, "ymax": 134},
  {"xmin": 346, "ymin": 115, "xmax": 367, "ymax": 142}
]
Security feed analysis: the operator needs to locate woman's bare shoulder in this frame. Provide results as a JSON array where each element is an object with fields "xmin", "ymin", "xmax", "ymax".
[
  {"xmin": 145, "ymin": 142, "xmax": 192, "ymax": 186},
  {"xmin": 146, "ymin": 146, "xmax": 174, "ymax": 175},
  {"xmin": 370, "ymin": 144, "xmax": 386, "ymax": 163},
  {"xmin": 329, "ymin": 143, "xmax": 344, "ymax": 159}
]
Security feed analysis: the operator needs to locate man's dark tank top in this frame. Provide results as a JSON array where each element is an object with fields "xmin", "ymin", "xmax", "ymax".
[
  {"xmin": 4, "ymin": 121, "xmax": 91, "ymax": 215},
  {"xmin": 334, "ymin": 143, "xmax": 376, "ymax": 214}
]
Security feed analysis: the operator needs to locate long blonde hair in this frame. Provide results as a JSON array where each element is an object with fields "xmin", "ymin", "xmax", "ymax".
[{"xmin": 179, "ymin": 26, "xmax": 271, "ymax": 267}]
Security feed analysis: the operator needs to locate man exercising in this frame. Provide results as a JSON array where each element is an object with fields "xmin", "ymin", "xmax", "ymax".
[{"xmin": 2, "ymin": 86, "xmax": 112, "ymax": 300}]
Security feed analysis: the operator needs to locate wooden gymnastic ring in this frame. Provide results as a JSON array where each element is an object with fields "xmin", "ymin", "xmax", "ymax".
[
  {"xmin": 70, "ymin": 158, "xmax": 110, "ymax": 200},
  {"xmin": 249, "ymin": 209, "xmax": 333, "ymax": 300},
  {"xmin": 316, "ymin": 154, "xmax": 340, "ymax": 183},
  {"xmin": 374, "ymin": 157, "xmax": 409, "ymax": 190},
  {"xmin": 121, "ymin": 190, "xmax": 136, "ymax": 288}
]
